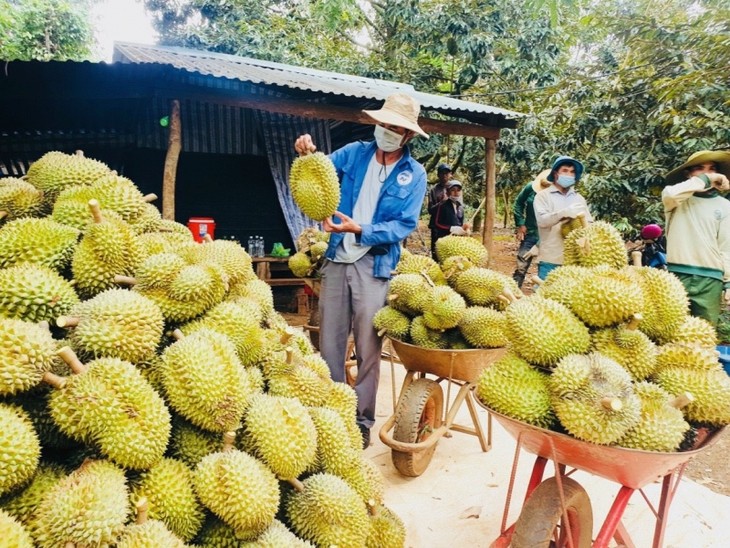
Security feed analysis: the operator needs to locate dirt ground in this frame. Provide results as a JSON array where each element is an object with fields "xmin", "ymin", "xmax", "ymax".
[{"xmin": 406, "ymin": 223, "xmax": 730, "ymax": 497}]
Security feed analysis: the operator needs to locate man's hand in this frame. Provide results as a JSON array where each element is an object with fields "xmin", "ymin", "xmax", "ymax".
[
  {"xmin": 449, "ymin": 226, "xmax": 466, "ymax": 236},
  {"xmin": 559, "ymin": 203, "xmax": 583, "ymax": 220},
  {"xmin": 707, "ymin": 173, "xmax": 730, "ymax": 192},
  {"xmin": 294, "ymin": 134, "xmax": 317, "ymax": 156},
  {"xmin": 515, "ymin": 225, "xmax": 527, "ymax": 242},
  {"xmin": 323, "ymin": 212, "xmax": 362, "ymax": 234}
]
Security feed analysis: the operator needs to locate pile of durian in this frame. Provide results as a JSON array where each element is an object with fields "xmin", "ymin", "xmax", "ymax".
[
  {"xmin": 0, "ymin": 151, "xmax": 405, "ymax": 547},
  {"xmin": 288, "ymin": 227, "xmax": 330, "ymax": 278}
]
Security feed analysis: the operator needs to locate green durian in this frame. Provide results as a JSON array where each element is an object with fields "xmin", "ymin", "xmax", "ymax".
[{"xmin": 289, "ymin": 152, "xmax": 341, "ymax": 221}]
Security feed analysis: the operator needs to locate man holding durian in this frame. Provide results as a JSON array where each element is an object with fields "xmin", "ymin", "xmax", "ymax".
[
  {"xmin": 662, "ymin": 150, "xmax": 730, "ymax": 325},
  {"xmin": 293, "ymin": 93, "xmax": 428, "ymax": 448}
]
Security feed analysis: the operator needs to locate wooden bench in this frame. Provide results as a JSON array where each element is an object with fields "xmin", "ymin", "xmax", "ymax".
[{"xmin": 266, "ymin": 278, "xmax": 306, "ymax": 287}]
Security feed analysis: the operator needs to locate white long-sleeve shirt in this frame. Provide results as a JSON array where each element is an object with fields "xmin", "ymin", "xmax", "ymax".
[{"xmin": 533, "ymin": 185, "xmax": 592, "ymax": 265}]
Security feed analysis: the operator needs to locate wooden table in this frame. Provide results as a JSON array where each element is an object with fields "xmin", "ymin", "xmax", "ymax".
[{"xmin": 251, "ymin": 256, "xmax": 308, "ymax": 314}]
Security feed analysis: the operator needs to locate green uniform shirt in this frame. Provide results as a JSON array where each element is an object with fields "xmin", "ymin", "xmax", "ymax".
[{"xmin": 513, "ymin": 181, "xmax": 539, "ymax": 237}]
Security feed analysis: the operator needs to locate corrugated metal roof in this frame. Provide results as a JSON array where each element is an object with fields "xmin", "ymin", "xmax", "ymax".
[{"xmin": 113, "ymin": 42, "xmax": 524, "ymax": 123}]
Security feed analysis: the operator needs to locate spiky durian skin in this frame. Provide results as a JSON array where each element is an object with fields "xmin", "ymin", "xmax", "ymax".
[
  {"xmin": 563, "ymin": 220, "xmax": 627, "ymax": 269},
  {"xmin": 129, "ymin": 457, "xmax": 205, "ymax": 542},
  {"xmin": 422, "ymin": 285, "xmax": 466, "ymax": 330},
  {"xmin": 244, "ymin": 394, "xmax": 317, "ymax": 479},
  {"xmin": 537, "ymin": 265, "xmax": 589, "ymax": 304},
  {"xmin": 409, "ymin": 315, "xmax": 449, "ymax": 349},
  {"xmin": 652, "ymin": 367, "xmax": 730, "ymax": 425},
  {"xmin": 0, "ymin": 263, "xmax": 80, "ymax": 323},
  {"xmin": 441, "ymin": 254, "xmax": 475, "ymax": 285},
  {"xmin": 0, "ymin": 318, "xmax": 57, "ymax": 395},
  {"xmin": 268, "ymin": 365, "xmax": 332, "ymax": 407},
  {"xmin": 505, "ymin": 296, "xmax": 591, "ymax": 368},
  {"xmin": 168, "ymin": 418, "xmax": 223, "ymax": 469},
  {"xmin": 242, "ymin": 518, "xmax": 315, "ymax": 547},
  {"xmin": 626, "ymin": 266, "xmax": 689, "ymax": 343},
  {"xmin": 0, "ymin": 217, "xmax": 80, "ymax": 271},
  {"xmin": 387, "ymin": 273, "xmax": 432, "ymax": 315},
  {"xmin": 395, "ymin": 253, "xmax": 447, "ymax": 285},
  {"xmin": 591, "ymin": 325, "xmax": 657, "ymax": 381},
  {"xmin": 194, "ymin": 449, "xmax": 279, "ymax": 538},
  {"xmin": 373, "ymin": 306, "xmax": 411, "ymax": 340},
  {"xmin": 193, "ymin": 516, "xmax": 243, "ymax": 548},
  {"xmin": 181, "ymin": 238, "xmax": 256, "ymax": 286},
  {"xmin": 454, "ymin": 268, "xmax": 518, "ymax": 308},
  {"xmin": 49, "ymin": 357, "xmax": 171, "ymax": 470},
  {"xmin": 286, "ymin": 473, "xmax": 370, "ymax": 548},
  {"xmin": 567, "ymin": 267, "xmax": 644, "ymax": 328},
  {"xmin": 67, "ymin": 288, "xmax": 164, "ymax": 363},
  {"xmin": 617, "ymin": 382, "xmax": 689, "ymax": 452},
  {"xmin": 476, "ymin": 354, "xmax": 556, "ymax": 429},
  {"xmin": 0, "ymin": 177, "xmax": 45, "ymax": 221},
  {"xmin": 0, "ymin": 509, "xmax": 34, "ymax": 548},
  {"xmin": 366, "ymin": 505, "xmax": 407, "ymax": 548},
  {"xmin": 548, "ymin": 353, "xmax": 641, "ymax": 445},
  {"xmin": 458, "ymin": 306, "xmax": 508, "ymax": 348},
  {"xmin": 116, "ymin": 519, "xmax": 188, "ymax": 548},
  {"xmin": 0, "ymin": 404, "xmax": 40, "ymax": 497},
  {"xmin": 32, "ymin": 459, "xmax": 128, "ymax": 548},
  {"xmin": 289, "ymin": 251, "xmax": 314, "ymax": 277},
  {"xmin": 655, "ymin": 343, "xmax": 721, "ymax": 372},
  {"xmin": 435, "ymin": 235, "xmax": 489, "ymax": 266},
  {"xmin": 228, "ymin": 277, "xmax": 275, "ymax": 317},
  {"xmin": 289, "ymin": 152, "xmax": 341, "ymax": 221},
  {"xmin": 160, "ymin": 330, "xmax": 258, "ymax": 433},
  {"xmin": 668, "ymin": 315, "xmax": 718, "ymax": 348},
  {"xmin": 0, "ymin": 463, "xmax": 66, "ymax": 527},
  {"xmin": 26, "ymin": 151, "xmax": 111, "ymax": 205}
]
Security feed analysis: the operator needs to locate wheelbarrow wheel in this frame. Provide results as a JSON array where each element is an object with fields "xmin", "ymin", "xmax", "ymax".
[
  {"xmin": 511, "ymin": 476, "xmax": 593, "ymax": 548},
  {"xmin": 392, "ymin": 378, "xmax": 444, "ymax": 477}
]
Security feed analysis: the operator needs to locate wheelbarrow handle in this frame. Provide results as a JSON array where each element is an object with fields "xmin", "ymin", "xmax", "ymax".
[{"xmin": 378, "ymin": 415, "xmax": 447, "ymax": 453}]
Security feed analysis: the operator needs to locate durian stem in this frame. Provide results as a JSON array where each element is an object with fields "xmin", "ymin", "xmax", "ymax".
[
  {"xmin": 377, "ymin": 328, "xmax": 387, "ymax": 338},
  {"xmin": 419, "ymin": 271, "xmax": 436, "ymax": 288},
  {"xmin": 38, "ymin": 320, "xmax": 50, "ymax": 330},
  {"xmin": 631, "ymin": 251, "xmax": 642, "ymax": 267},
  {"xmin": 56, "ymin": 316, "xmax": 80, "ymax": 328},
  {"xmin": 530, "ymin": 275, "xmax": 543, "ymax": 286},
  {"xmin": 135, "ymin": 498, "xmax": 149, "ymax": 525},
  {"xmin": 88, "ymin": 199, "xmax": 103, "ymax": 224},
  {"xmin": 367, "ymin": 499, "xmax": 377, "ymax": 516},
  {"xmin": 143, "ymin": 193, "xmax": 158, "ymax": 203},
  {"xmin": 203, "ymin": 233, "xmax": 214, "ymax": 243},
  {"xmin": 56, "ymin": 346, "xmax": 86, "ymax": 374},
  {"xmin": 222, "ymin": 431, "xmax": 236, "ymax": 451},
  {"xmin": 170, "ymin": 329, "xmax": 185, "ymax": 341},
  {"xmin": 0, "ymin": 210, "xmax": 7, "ymax": 221},
  {"xmin": 113, "ymin": 275, "xmax": 137, "ymax": 286},
  {"xmin": 279, "ymin": 331, "xmax": 293, "ymax": 345},
  {"xmin": 287, "ymin": 477, "xmax": 305, "ymax": 492},
  {"xmin": 578, "ymin": 213, "xmax": 588, "ymax": 228},
  {"xmin": 600, "ymin": 397, "xmax": 622, "ymax": 411},
  {"xmin": 285, "ymin": 348, "xmax": 294, "ymax": 364},
  {"xmin": 387, "ymin": 293, "xmax": 399, "ymax": 302},
  {"xmin": 42, "ymin": 371, "xmax": 68, "ymax": 389},
  {"xmin": 65, "ymin": 542, "xmax": 76, "ymax": 548},
  {"xmin": 626, "ymin": 314, "xmax": 642, "ymax": 330},
  {"xmin": 670, "ymin": 392, "xmax": 694, "ymax": 410},
  {"xmin": 75, "ymin": 149, "xmax": 85, "ymax": 157},
  {"xmin": 501, "ymin": 288, "xmax": 518, "ymax": 304}
]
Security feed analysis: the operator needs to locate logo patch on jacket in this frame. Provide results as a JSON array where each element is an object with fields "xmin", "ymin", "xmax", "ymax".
[{"xmin": 397, "ymin": 171, "xmax": 413, "ymax": 185}]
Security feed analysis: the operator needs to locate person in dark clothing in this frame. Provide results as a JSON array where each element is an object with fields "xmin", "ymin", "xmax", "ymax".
[
  {"xmin": 639, "ymin": 223, "xmax": 667, "ymax": 269},
  {"xmin": 432, "ymin": 180, "xmax": 468, "ymax": 246},
  {"xmin": 427, "ymin": 163, "xmax": 453, "ymax": 256}
]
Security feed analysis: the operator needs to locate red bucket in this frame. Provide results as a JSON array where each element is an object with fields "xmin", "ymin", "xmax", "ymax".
[{"xmin": 187, "ymin": 217, "xmax": 216, "ymax": 242}]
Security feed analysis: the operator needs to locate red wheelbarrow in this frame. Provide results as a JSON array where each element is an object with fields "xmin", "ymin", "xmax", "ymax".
[
  {"xmin": 378, "ymin": 338, "xmax": 507, "ymax": 477},
  {"xmin": 480, "ymin": 405, "xmax": 725, "ymax": 548}
]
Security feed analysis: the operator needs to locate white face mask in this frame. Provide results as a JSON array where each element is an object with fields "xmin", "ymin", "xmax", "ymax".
[{"xmin": 374, "ymin": 125, "xmax": 404, "ymax": 152}]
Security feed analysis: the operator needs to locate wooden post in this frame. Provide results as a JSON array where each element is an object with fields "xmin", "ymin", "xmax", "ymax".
[
  {"xmin": 162, "ymin": 99, "xmax": 182, "ymax": 220},
  {"xmin": 482, "ymin": 138, "xmax": 497, "ymax": 263}
]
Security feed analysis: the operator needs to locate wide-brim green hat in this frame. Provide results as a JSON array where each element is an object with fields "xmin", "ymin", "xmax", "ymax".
[{"xmin": 664, "ymin": 150, "xmax": 730, "ymax": 185}]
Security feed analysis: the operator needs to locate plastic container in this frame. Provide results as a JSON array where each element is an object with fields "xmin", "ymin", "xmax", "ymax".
[
  {"xmin": 718, "ymin": 345, "xmax": 730, "ymax": 376},
  {"xmin": 187, "ymin": 217, "xmax": 216, "ymax": 243}
]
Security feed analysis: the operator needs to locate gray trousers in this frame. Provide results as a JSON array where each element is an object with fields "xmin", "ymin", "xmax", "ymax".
[{"xmin": 318, "ymin": 255, "xmax": 389, "ymax": 429}]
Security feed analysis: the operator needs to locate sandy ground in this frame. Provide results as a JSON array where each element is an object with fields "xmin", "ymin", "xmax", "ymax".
[{"xmin": 365, "ymin": 347, "xmax": 730, "ymax": 548}]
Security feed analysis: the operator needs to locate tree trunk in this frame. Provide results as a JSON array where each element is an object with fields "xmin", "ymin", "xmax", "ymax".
[
  {"xmin": 162, "ymin": 99, "xmax": 182, "ymax": 220},
  {"xmin": 482, "ymin": 138, "xmax": 497, "ymax": 263}
]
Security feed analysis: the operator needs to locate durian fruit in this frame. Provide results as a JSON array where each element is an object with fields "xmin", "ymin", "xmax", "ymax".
[
  {"xmin": 476, "ymin": 353, "xmax": 555, "ymax": 429},
  {"xmin": 655, "ymin": 343, "xmax": 721, "ymax": 372},
  {"xmin": 25, "ymin": 150, "xmax": 111, "ymax": 206},
  {"xmin": 0, "ymin": 404, "xmax": 40, "ymax": 497},
  {"xmin": 0, "ymin": 509, "xmax": 34, "ymax": 548},
  {"xmin": 228, "ymin": 278, "xmax": 275, "ymax": 318},
  {"xmin": 268, "ymin": 362, "xmax": 333, "ymax": 407},
  {"xmin": 181, "ymin": 238, "xmax": 256, "ymax": 286},
  {"xmin": 409, "ymin": 315, "xmax": 449, "ymax": 349},
  {"xmin": 32, "ymin": 459, "xmax": 129, "ymax": 548},
  {"xmin": 652, "ymin": 367, "xmax": 730, "ymax": 425},
  {"xmin": 435, "ymin": 234, "xmax": 489, "ymax": 266},
  {"xmin": 160, "ymin": 329, "xmax": 259, "ymax": 433},
  {"xmin": 591, "ymin": 316, "xmax": 657, "ymax": 381},
  {"xmin": 504, "ymin": 295, "xmax": 591, "ymax": 368},
  {"xmin": 59, "ymin": 288, "xmax": 164, "ymax": 363},
  {"xmin": 565, "ymin": 266, "xmax": 644, "ymax": 328},
  {"xmin": 129, "ymin": 457, "xmax": 205, "ymax": 542},
  {"xmin": 366, "ymin": 504, "xmax": 407, "ymax": 548},
  {"xmin": 130, "ymin": 202, "xmax": 164, "ymax": 234},
  {"xmin": 0, "ymin": 217, "xmax": 80, "ymax": 271},
  {"xmin": 192, "ymin": 516, "xmax": 243, "ymax": 547},
  {"xmin": 0, "ymin": 318, "xmax": 57, "ymax": 395},
  {"xmin": 0, "ymin": 462, "xmax": 67, "ymax": 527},
  {"xmin": 387, "ymin": 273, "xmax": 433, "ymax": 315},
  {"xmin": 458, "ymin": 306, "xmax": 508, "ymax": 348},
  {"xmin": 71, "ymin": 200, "xmax": 142, "ymax": 298},
  {"xmin": 244, "ymin": 394, "xmax": 318, "ymax": 480},
  {"xmin": 617, "ymin": 382, "xmax": 690, "ymax": 452},
  {"xmin": 563, "ymin": 220, "xmax": 627, "ymax": 269},
  {"xmin": 289, "ymin": 152, "xmax": 341, "ymax": 221},
  {"xmin": 289, "ymin": 251, "xmax": 315, "ymax": 277},
  {"xmin": 667, "ymin": 315, "xmax": 718, "ymax": 348},
  {"xmin": 241, "ymin": 518, "xmax": 314, "ymax": 547},
  {"xmin": 372, "ymin": 305, "xmax": 411, "ymax": 339},
  {"xmin": 454, "ymin": 267, "xmax": 519, "ymax": 308},
  {"xmin": 560, "ymin": 213, "xmax": 585, "ymax": 239},
  {"xmin": 168, "ymin": 417, "xmax": 223, "ymax": 469},
  {"xmin": 548, "ymin": 352, "xmax": 641, "ymax": 444},
  {"xmin": 536, "ymin": 265, "xmax": 589, "ymax": 305},
  {"xmin": 440, "ymin": 254, "xmax": 474, "ymax": 285},
  {"xmin": 193, "ymin": 432, "xmax": 280, "ymax": 539},
  {"xmin": 0, "ymin": 177, "xmax": 45, "ymax": 221},
  {"xmin": 422, "ymin": 285, "xmax": 466, "ymax": 330},
  {"xmin": 116, "ymin": 497, "xmax": 187, "ymax": 548},
  {"xmin": 396, "ymin": 252, "xmax": 447, "ymax": 285},
  {"xmin": 0, "ymin": 263, "xmax": 80, "ymax": 323},
  {"xmin": 286, "ymin": 473, "xmax": 370, "ymax": 548},
  {"xmin": 45, "ymin": 348, "xmax": 171, "ymax": 470}
]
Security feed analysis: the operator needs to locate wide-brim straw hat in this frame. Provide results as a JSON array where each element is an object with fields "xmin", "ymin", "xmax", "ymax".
[
  {"xmin": 363, "ymin": 93, "xmax": 429, "ymax": 139},
  {"xmin": 531, "ymin": 169, "xmax": 553, "ymax": 193},
  {"xmin": 664, "ymin": 150, "xmax": 730, "ymax": 185}
]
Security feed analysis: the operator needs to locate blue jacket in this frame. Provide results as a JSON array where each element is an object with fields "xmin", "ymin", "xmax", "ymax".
[{"xmin": 325, "ymin": 140, "xmax": 427, "ymax": 279}]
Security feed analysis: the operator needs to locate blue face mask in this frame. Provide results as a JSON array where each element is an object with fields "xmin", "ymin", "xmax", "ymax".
[{"xmin": 557, "ymin": 174, "xmax": 576, "ymax": 188}]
